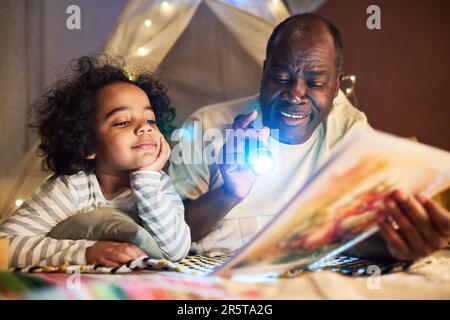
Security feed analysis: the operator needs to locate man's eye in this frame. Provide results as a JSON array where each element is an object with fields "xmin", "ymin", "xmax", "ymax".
[
  {"xmin": 146, "ymin": 119, "xmax": 156, "ymax": 125},
  {"xmin": 113, "ymin": 121, "xmax": 129, "ymax": 127},
  {"xmin": 308, "ymin": 81, "xmax": 323, "ymax": 88},
  {"xmin": 270, "ymin": 72, "xmax": 290, "ymax": 83},
  {"xmin": 274, "ymin": 78, "xmax": 289, "ymax": 84}
]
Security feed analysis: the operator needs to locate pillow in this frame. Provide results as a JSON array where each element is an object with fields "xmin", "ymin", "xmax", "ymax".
[{"xmin": 48, "ymin": 208, "xmax": 163, "ymax": 259}]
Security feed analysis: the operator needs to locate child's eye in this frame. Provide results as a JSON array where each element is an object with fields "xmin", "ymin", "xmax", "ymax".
[
  {"xmin": 146, "ymin": 119, "xmax": 156, "ymax": 125},
  {"xmin": 113, "ymin": 121, "xmax": 129, "ymax": 127}
]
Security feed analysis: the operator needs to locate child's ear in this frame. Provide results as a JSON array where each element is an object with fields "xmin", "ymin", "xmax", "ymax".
[{"xmin": 85, "ymin": 153, "xmax": 96, "ymax": 160}]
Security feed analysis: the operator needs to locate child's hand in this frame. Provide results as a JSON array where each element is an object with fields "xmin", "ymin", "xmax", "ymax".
[
  {"xmin": 86, "ymin": 241, "xmax": 147, "ymax": 267},
  {"xmin": 136, "ymin": 136, "xmax": 171, "ymax": 172}
]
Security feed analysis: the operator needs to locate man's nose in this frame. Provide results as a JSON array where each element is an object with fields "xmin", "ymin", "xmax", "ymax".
[
  {"xmin": 286, "ymin": 79, "xmax": 307, "ymax": 104},
  {"xmin": 135, "ymin": 122, "xmax": 153, "ymax": 135}
]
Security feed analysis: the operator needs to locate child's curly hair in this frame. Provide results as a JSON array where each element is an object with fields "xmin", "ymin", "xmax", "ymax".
[{"xmin": 32, "ymin": 56, "xmax": 175, "ymax": 176}]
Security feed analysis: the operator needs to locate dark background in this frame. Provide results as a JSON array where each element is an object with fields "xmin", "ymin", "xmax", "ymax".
[{"xmin": 315, "ymin": 0, "xmax": 450, "ymax": 150}]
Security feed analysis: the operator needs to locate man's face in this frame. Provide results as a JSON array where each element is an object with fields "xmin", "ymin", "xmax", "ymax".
[{"xmin": 260, "ymin": 29, "xmax": 341, "ymax": 145}]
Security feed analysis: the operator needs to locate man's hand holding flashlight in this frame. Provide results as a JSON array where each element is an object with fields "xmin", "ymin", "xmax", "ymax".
[{"xmin": 218, "ymin": 110, "xmax": 270, "ymax": 200}]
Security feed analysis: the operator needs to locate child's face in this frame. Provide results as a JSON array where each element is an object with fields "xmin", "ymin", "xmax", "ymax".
[{"xmin": 91, "ymin": 82, "xmax": 163, "ymax": 173}]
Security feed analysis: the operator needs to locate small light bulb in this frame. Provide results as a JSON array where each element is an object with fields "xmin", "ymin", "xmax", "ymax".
[
  {"xmin": 272, "ymin": 0, "xmax": 280, "ymax": 4},
  {"xmin": 350, "ymin": 75, "xmax": 356, "ymax": 82},
  {"xmin": 144, "ymin": 19, "xmax": 152, "ymax": 28},
  {"xmin": 15, "ymin": 199, "xmax": 24, "ymax": 207},
  {"xmin": 137, "ymin": 47, "xmax": 148, "ymax": 56},
  {"xmin": 124, "ymin": 69, "xmax": 135, "ymax": 81},
  {"xmin": 162, "ymin": 1, "xmax": 169, "ymax": 8},
  {"xmin": 345, "ymin": 88, "xmax": 352, "ymax": 94}
]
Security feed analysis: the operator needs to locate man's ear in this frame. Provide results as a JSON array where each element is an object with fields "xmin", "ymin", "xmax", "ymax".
[
  {"xmin": 85, "ymin": 153, "xmax": 96, "ymax": 160},
  {"xmin": 334, "ymin": 73, "xmax": 343, "ymax": 98}
]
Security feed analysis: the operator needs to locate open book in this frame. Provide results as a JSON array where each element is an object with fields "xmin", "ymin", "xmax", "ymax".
[{"xmin": 212, "ymin": 128, "xmax": 450, "ymax": 278}]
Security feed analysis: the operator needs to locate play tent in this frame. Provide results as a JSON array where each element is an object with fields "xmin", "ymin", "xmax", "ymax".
[{"xmin": 104, "ymin": 0, "xmax": 291, "ymax": 124}]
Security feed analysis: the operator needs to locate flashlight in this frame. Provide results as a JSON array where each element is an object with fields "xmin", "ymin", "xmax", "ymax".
[
  {"xmin": 245, "ymin": 121, "xmax": 274, "ymax": 175},
  {"xmin": 248, "ymin": 146, "xmax": 274, "ymax": 175}
]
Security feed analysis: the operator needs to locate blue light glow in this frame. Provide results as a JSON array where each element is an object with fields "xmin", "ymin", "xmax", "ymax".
[{"xmin": 249, "ymin": 151, "xmax": 274, "ymax": 175}]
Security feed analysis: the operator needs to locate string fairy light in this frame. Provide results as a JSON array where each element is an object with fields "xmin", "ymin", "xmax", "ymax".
[
  {"xmin": 144, "ymin": 19, "xmax": 152, "ymax": 28},
  {"xmin": 136, "ymin": 1, "xmax": 177, "ymax": 57},
  {"xmin": 160, "ymin": 1, "xmax": 174, "ymax": 15},
  {"xmin": 137, "ymin": 47, "xmax": 149, "ymax": 56},
  {"xmin": 124, "ymin": 67, "xmax": 136, "ymax": 81},
  {"xmin": 342, "ymin": 74, "xmax": 358, "ymax": 108}
]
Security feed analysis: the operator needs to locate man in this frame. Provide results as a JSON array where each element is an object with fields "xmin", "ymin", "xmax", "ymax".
[{"xmin": 169, "ymin": 13, "xmax": 450, "ymax": 261}]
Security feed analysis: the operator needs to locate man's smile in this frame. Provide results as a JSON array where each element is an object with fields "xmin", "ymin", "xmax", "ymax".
[
  {"xmin": 271, "ymin": 102, "xmax": 313, "ymax": 126},
  {"xmin": 279, "ymin": 111, "xmax": 310, "ymax": 119},
  {"xmin": 277, "ymin": 111, "xmax": 312, "ymax": 126}
]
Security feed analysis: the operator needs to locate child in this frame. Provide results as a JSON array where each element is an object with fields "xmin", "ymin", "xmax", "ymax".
[{"xmin": 0, "ymin": 56, "xmax": 190, "ymax": 268}]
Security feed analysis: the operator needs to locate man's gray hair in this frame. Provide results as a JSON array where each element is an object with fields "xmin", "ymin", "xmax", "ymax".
[{"xmin": 266, "ymin": 13, "xmax": 344, "ymax": 74}]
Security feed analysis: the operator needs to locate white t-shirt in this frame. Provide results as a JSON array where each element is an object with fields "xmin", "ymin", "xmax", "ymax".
[{"xmin": 169, "ymin": 91, "xmax": 369, "ymax": 255}]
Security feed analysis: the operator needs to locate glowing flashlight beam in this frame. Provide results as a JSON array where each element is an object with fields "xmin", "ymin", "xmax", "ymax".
[{"xmin": 251, "ymin": 154, "xmax": 274, "ymax": 175}]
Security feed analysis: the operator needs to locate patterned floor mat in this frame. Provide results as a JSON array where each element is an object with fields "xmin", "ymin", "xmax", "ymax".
[
  {"xmin": 11, "ymin": 254, "xmax": 233, "ymax": 275},
  {"xmin": 11, "ymin": 254, "xmax": 409, "ymax": 278}
]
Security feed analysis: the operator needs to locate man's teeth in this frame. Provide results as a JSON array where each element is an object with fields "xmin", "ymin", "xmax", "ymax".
[{"xmin": 280, "ymin": 111, "xmax": 308, "ymax": 119}]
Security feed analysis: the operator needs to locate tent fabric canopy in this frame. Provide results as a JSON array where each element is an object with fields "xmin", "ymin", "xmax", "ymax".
[
  {"xmin": 103, "ymin": 0, "xmax": 290, "ymax": 124},
  {"xmin": 0, "ymin": 0, "xmax": 291, "ymax": 219},
  {"xmin": 105, "ymin": 0, "xmax": 288, "ymax": 67}
]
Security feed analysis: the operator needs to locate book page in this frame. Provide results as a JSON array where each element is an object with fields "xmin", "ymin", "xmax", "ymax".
[{"xmin": 214, "ymin": 129, "xmax": 450, "ymax": 277}]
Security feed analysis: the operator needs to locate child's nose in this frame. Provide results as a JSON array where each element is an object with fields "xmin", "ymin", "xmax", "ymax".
[{"xmin": 135, "ymin": 122, "xmax": 152, "ymax": 135}]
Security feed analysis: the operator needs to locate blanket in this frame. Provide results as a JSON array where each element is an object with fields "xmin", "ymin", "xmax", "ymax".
[{"xmin": 2, "ymin": 251, "xmax": 450, "ymax": 299}]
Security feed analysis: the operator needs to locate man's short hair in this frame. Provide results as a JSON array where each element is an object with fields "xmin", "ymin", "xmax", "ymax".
[{"xmin": 266, "ymin": 13, "xmax": 344, "ymax": 74}]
